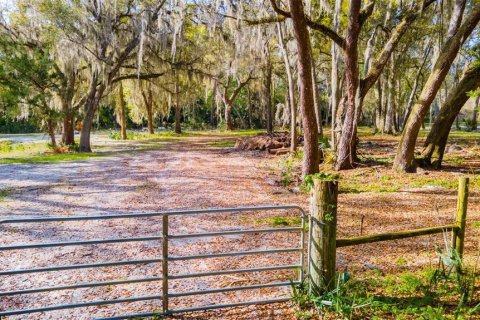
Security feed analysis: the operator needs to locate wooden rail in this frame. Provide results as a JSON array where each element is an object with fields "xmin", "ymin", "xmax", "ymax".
[
  {"xmin": 308, "ymin": 177, "xmax": 470, "ymax": 294},
  {"xmin": 336, "ymin": 224, "xmax": 459, "ymax": 248}
]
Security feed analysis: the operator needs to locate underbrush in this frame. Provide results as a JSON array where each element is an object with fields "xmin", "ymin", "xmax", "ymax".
[
  {"xmin": 274, "ymin": 149, "xmax": 480, "ymax": 193},
  {"xmin": 293, "ymin": 243, "xmax": 480, "ymax": 320},
  {"xmin": 0, "ymin": 140, "xmax": 101, "ymax": 164}
]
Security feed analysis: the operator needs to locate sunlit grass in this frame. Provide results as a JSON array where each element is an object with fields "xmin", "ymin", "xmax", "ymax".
[
  {"xmin": 207, "ymin": 140, "xmax": 236, "ymax": 148},
  {"xmin": 338, "ymin": 173, "xmax": 480, "ymax": 193},
  {"xmin": 0, "ymin": 152, "xmax": 102, "ymax": 164}
]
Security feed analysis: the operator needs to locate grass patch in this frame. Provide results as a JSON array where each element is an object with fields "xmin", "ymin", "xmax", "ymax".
[
  {"xmin": 109, "ymin": 130, "xmax": 194, "ymax": 141},
  {"xmin": 208, "ymin": 140, "xmax": 236, "ymax": 148},
  {"xmin": 0, "ymin": 152, "xmax": 101, "ymax": 164},
  {"xmin": 294, "ymin": 266, "xmax": 479, "ymax": 320},
  {"xmin": 0, "ymin": 141, "xmax": 49, "ymax": 156},
  {"xmin": 338, "ymin": 174, "xmax": 480, "ymax": 193},
  {"xmin": 108, "ymin": 129, "xmax": 265, "ymax": 141},
  {"xmin": 417, "ymin": 129, "xmax": 480, "ymax": 141},
  {"xmin": 0, "ymin": 188, "xmax": 13, "ymax": 201}
]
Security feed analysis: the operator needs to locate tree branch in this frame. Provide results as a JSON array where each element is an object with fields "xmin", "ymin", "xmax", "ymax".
[
  {"xmin": 267, "ymin": 0, "xmax": 346, "ymax": 48},
  {"xmin": 111, "ymin": 72, "xmax": 168, "ymax": 84},
  {"xmin": 359, "ymin": 1, "xmax": 375, "ymax": 27}
]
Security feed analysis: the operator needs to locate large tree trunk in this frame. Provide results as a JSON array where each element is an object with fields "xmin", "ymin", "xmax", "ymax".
[
  {"xmin": 384, "ymin": 58, "xmax": 396, "ymax": 134},
  {"xmin": 46, "ymin": 117, "xmax": 56, "ymax": 146},
  {"xmin": 393, "ymin": 5, "xmax": 480, "ymax": 172},
  {"xmin": 60, "ymin": 72, "xmax": 76, "ymax": 146},
  {"xmin": 447, "ymin": 0, "xmax": 467, "ymax": 38},
  {"xmin": 174, "ymin": 72, "xmax": 182, "ymax": 134},
  {"xmin": 62, "ymin": 112, "xmax": 75, "ymax": 146},
  {"xmin": 265, "ymin": 63, "xmax": 273, "ymax": 134},
  {"xmin": 142, "ymin": 87, "xmax": 155, "ymax": 134},
  {"xmin": 312, "ymin": 60, "xmax": 322, "ymax": 136},
  {"xmin": 146, "ymin": 100, "xmax": 154, "ymax": 134},
  {"xmin": 79, "ymin": 103, "xmax": 96, "ymax": 152},
  {"xmin": 473, "ymin": 96, "xmax": 479, "ymax": 131},
  {"xmin": 175, "ymin": 104, "xmax": 182, "ymax": 134},
  {"xmin": 374, "ymin": 80, "xmax": 383, "ymax": 132},
  {"xmin": 403, "ymin": 40, "xmax": 433, "ymax": 130},
  {"xmin": 330, "ymin": 0, "xmax": 342, "ymax": 151},
  {"xmin": 420, "ymin": 63, "xmax": 480, "ymax": 168},
  {"xmin": 79, "ymin": 72, "xmax": 103, "ymax": 152},
  {"xmin": 288, "ymin": 0, "xmax": 319, "ymax": 177},
  {"xmin": 276, "ymin": 22, "xmax": 297, "ymax": 152},
  {"xmin": 225, "ymin": 102, "xmax": 233, "ymax": 131},
  {"xmin": 334, "ymin": 1, "xmax": 361, "ymax": 170},
  {"xmin": 118, "ymin": 81, "xmax": 128, "ymax": 140}
]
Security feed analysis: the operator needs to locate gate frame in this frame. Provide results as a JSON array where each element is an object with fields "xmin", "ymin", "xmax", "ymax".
[
  {"xmin": 0, "ymin": 205, "xmax": 307, "ymax": 320},
  {"xmin": 309, "ymin": 176, "xmax": 469, "ymax": 293}
]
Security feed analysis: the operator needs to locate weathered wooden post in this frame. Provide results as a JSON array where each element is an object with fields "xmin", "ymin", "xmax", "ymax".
[
  {"xmin": 309, "ymin": 177, "xmax": 338, "ymax": 295},
  {"xmin": 454, "ymin": 177, "xmax": 469, "ymax": 258},
  {"xmin": 162, "ymin": 214, "xmax": 169, "ymax": 314}
]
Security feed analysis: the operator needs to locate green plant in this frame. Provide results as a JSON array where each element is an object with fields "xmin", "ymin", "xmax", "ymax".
[
  {"xmin": 312, "ymin": 273, "xmax": 376, "ymax": 318},
  {"xmin": 0, "ymin": 141, "xmax": 13, "ymax": 152},
  {"xmin": 279, "ymin": 155, "xmax": 297, "ymax": 187},
  {"xmin": 463, "ymin": 119, "xmax": 477, "ymax": 132},
  {"xmin": 318, "ymin": 136, "xmax": 330, "ymax": 149},
  {"xmin": 0, "ymin": 188, "xmax": 12, "ymax": 201},
  {"xmin": 302, "ymin": 173, "xmax": 339, "ymax": 191}
]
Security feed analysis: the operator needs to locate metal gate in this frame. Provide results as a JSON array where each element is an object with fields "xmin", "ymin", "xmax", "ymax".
[{"xmin": 0, "ymin": 205, "xmax": 306, "ymax": 319}]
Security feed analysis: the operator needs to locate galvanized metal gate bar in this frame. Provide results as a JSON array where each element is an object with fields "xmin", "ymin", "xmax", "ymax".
[{"xmin": 0, "ymin": 205, "xmax": 307, "ymax": 319}]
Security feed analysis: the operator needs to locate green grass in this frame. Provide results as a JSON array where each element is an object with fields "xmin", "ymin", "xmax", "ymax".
[
  {"xmin": 195, "ymin": 129, "xmax": 266, "ymax": 137},
  {"xmin": 0, "ymin": 152, "xmax": 101, "ymax": 164},
  {"xmin": 0, "ymin": 141, "xmax": 48, "ymax": 155},
  {"xmin": 108, "ymin": 129, "xmax": 265, "ymax": 141},
  {"xmin": 208, "ymin": 140, "xmax": 236, "ymax": 148},
  {"xmin": 339, "ymin": 174, "xmax": 480, "ymax": 193},
  {"xmin": 0, "ymin": 188, "xmax": 12, "ymax": 201},
  {"xmin": 109, "ymin": 130, "xmax": 194, "ymax": 141},
  {"xmin": 295, "ymin": 265, "xmax": 480, "ymax": 320},
  {"xmin": 418, "ymin": 129, "xmax": 480, "ymax": 140}
]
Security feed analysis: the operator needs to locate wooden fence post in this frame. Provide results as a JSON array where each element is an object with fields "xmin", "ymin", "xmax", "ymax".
[
  {"xmin": 454, "ymin": 177, "xmax": 469, "ymax": 258},
  {"xmin": 309, "ymin": 178, "xmax": 338, "ymax": 295}
]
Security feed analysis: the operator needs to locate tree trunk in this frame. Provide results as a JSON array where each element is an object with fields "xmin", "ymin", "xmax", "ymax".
[
  {"xmin": 62, "ymin": 113, "xmax": 75, "ymax": 146},
  {"xmin": 175, "ymin": 72, "xmax": 182, "ymax": 134},
  {"xmin": 175, "ymin": 104, "xmax": 182, "ymax": 134},
  {"xmin": 375, "ymin": 80, "xmax": 383, "ymax": 132},
  {"xmin": 46, "ymin": 117, "xmax": 56, "ymax": 146},
  {"xmin": 276, "ymin": 22, "xmax": 297, "ymax": 152},
  {"xmin": 384, "ymin": 58, "xmax": 396, "ymax": 134},
  {"xmin": 473, "ymin": 96, "xmax": 479, "ymax": 131},
  {"xmin": 142, "ymin": 87, "xmax": 155, "ymax": 134},
  {"xmin": 403, "ymin": 40, "xmax": 433, "ymax": 130},
  {"xmin": 60, "ymin": 70, "xmax": 76, "ymax": 146},
  {"xmin": 265, "ymin": 63, "xmax": 273, "ymax": 134},
  {"xmin": 146, "ymin": 101, "xmax": 154, "ymax": 134},
  {"xmin": 334, "ymin": 1, "xmax": 361, "ymax": 170},
  {"xmin": 79, "ymin": 102, "xmax": 96, "ymax": 152},
  {"xmin": 288, "ymin": 0, "xmax": 319, "ymax": 178},
  {"xmin": 118, "ymin": 81, "xmax": 128, "ymax": 140},
  {"xmin": 80, "ymin": 72, "xmax": 103, "ymax": 152},
  {"xmin": 447, "ymin": 0, "xmax": 467, "ymax": 39},
  {"xmin": 312, "ymin": 60, "xmax": 322, "ymax": 136},
  {"xmin": 330, "ymin": 0, "xmax": 342, "ymax": 151},
  {"xmin": 420, "ymin": 63, "xmax": 480, "ymax": 168},
  {"xmin": 247, "ymin": 88, "xmax": 252, "ymax": 128},
  {"xmin": 393, "ymin": 6, "xmax": 480, "ymax": 172},
  {"xmin": 225, "ymin": 101, "xmax": 233, "ymax": 131}
]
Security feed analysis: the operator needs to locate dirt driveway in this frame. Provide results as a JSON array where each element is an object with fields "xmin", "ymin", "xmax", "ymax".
[
  {"xmin": 0, "ymin": 136, "xmax": 305, "ymax": 320},
  {"xmin": 1, "ymin": 134, "xmax": 479, "ymax": 320}
]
